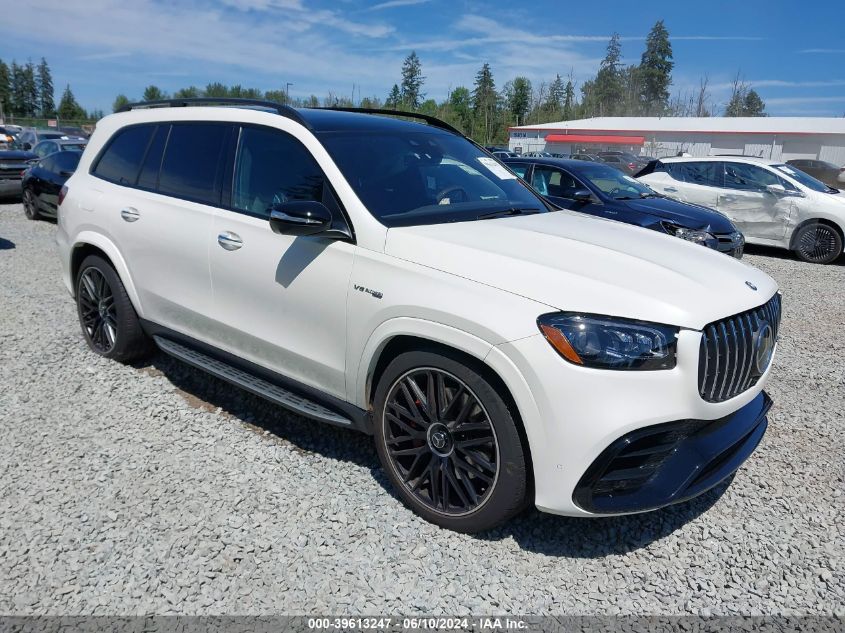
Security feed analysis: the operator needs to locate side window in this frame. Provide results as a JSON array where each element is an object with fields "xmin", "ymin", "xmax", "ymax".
[
  {"xmin": 723, "ymin": 162, "xmax": 780, "ymax": 191},
  {"xmin": 671, "ymin": 161, "xmax": 720, "ymax": 187},
  {"xmin": 136, "ymin": 125, "xmax": 168, "ymax": 191},
  {"xmin": 158, "ymin": 123, "xmax": 230, "ymax": 205},
  {"xmin": 231, "ymin": 126, "xmax": 332, "ymax": 219},
  {"xmin": 507, "ymin": 163, "xmax": 529, "ymax": 179},
  {"xmin": 532, "ymin": 167, "xmax": 582, "ymax": 199},
  {"xmin": 93, "ymin": 125, "xmax": 156, "ymax": 186},
  {"xmin": 40, "ymin": 155, "xmax": 56, "ymax": 172},
  {"xmin": 34, "ymin": 142, "xmax": 53, "ymax": 158}
]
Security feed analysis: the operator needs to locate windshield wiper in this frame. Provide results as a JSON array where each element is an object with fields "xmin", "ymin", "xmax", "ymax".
[
  {"xmin": 639, "ymin": 192, "xmax": 663, "ymax": 198},
  {"xmin": 476, "ymin": 207, "xmax": 542, "ymax": 220},
  {"xmin": 613, "ymin": 195, "xmax": 638, "ymax": 201}
]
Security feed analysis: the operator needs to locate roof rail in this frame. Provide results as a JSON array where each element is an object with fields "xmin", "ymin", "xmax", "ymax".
[
  {"xmin": 116, "ymin": 98, "xmax": 311, "ymax": 129},
  {"xmin": 312, "ymin": 106, "xmax": 465, "ymax": 137}
]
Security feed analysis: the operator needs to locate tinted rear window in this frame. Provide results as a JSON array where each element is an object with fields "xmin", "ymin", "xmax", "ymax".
[
  {"xmin": 137, "ymin": 125, "xmax": 168, "ymax": 191},
  {"xmin": 93, "ymin": 125, "xmax": 156, "ymax": 185},
  {"xmin": 158, "ymin": 123, "xmax": 229, "ymax": 205},
  {"xmin": 54, "ymin": 151, "xmax": 81, "ymax": 173}
]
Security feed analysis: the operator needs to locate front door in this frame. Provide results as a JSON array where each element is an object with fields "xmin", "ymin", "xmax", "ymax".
[
  {"xmin": 530, "ymin": 165, "xmax": 606, "ymax": 218},
  {"xmin": 717, "ymin": 162, "xmax": 796, "ymax": 240},
  {"xmin": 208, "ymin": 125, "xmax": 355, "ymax": 399}
]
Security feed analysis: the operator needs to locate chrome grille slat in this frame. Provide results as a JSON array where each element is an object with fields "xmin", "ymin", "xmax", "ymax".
[{"xmin": 698, "ymin": 294, "xmax": 781, "ymax": 403}]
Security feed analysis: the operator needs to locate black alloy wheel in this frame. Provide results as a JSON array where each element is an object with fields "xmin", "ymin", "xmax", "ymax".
[
  {"xmin": 794, "ymin": 222, "xmax": 843, "ymax": 264},
  {"xmin": 382, "ymin": 367, "xmax": 500, "ymax": 516},
  {"xmin": 78, "ymin": 266, "xmax": 118, "ymax": 353},
  {"xmin": 22, "ymin": 188, "xmax": 40, "ymax": 220}
]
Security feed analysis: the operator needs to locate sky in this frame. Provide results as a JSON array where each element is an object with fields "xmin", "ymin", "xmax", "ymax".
[{"xmin": 1, "ymin": 0, "xmax": 844, "ymax": 117}]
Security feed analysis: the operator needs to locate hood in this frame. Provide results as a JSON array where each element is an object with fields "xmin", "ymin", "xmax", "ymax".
[
  {"xmin": 0, "ymin": 150, "xmax": 37, "ymax": 162},
  {"xmin": 621, "ymin": 197, "xmax": 737, "ymax": 233},
  {"xmin": 385, "ymin": 210, "xmax": 777, "ymax": 331}
]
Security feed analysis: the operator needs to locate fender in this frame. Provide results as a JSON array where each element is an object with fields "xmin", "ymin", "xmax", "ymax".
[{"xmin": 71, "ymin": 230, "xmax": 145, "ymax": 318}]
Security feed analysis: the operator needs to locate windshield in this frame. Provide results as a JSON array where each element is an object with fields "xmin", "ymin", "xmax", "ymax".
[
  {"xmin": 318, "ymin": 130, "xmax": 549, "ymax": 227},
  {"xmin": 576, "ymin": 163, "xmax": 655, "ymax": 198},
  {"xmin": 773, "ymin": 163, "xmax": 833, "ymax": 192}
]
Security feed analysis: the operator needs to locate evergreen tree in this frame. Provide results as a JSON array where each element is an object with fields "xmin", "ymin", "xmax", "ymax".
[
  {"xmin": 112, "ymin": 94, "xmax": 130, "ymax": 112},
  {"xmin": 743, "ymin": 89, "xmax": 766, "ymax": 117},
  {"xmin": 10, "ymin": 61, "xmax": 26, "ymax": 116},
  {"xmin": 400, "ymin": 51, "xmax": 424, "ymax": 109},
  {"xmin": 545, "ymin": 74, "xmax": 565, "ymax": 113},
  {"xmin": 142, "ymin": 85, "xmax": 166, "ymax": 101},
  {"xmin": 562, "ymin": 77, "xmax": 576, "ymax": 120},
  {"xmin": 385, "ymin": 84, "xmax": 401, "ymax": 109},
  {"xmin": 583, "ymin": 34, "xmax": 624, "ymax": 116},
  {"xmin": 205, "ymin": 82, "xmax": 229, "ymax": 98},
  {"xmin": 0, "ymin": 59, "xmax": 10, "ymax": 119},
  {"xmin": 174, "ymin": 86, "xmax": 200, "ymax": 99},
  {"xmin": 639, "ymin": 20, "xmax": 673, "ymax": 115},
  {"xmin": 472, "ymin": 63, "xmax": 497, "ymax": 144},
  {"xmin": 57, "ymin": 84, "xmax": 85, "ymax": 120},
  {"xmin": 506, "ymin": 76, "xmax": 531, "ymax": 125},
  {"xmin": 447, "ymin": 86, "xmax": 472, "ymax": 132},
  {"xmin": 22, "ymin": 61, "xmax": 38, "ymax": 117},
  {"xmin": 36, "ymin": 57, "xmax": 55, "ymax": 117}
]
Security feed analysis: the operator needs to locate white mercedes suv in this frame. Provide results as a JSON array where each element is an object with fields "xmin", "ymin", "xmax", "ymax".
[
  {"xmin": 57, "ymin": 100, "xmax": 781, "ymax": 532},
  {"xmin": 637, "ymin": 155, "xmax": 845, "ymax": 264}
]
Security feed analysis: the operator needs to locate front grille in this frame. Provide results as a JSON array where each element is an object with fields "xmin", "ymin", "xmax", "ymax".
[
  {"xmin": 698, "ymin": 293, "xmax": 782, "ymax": 403},
  {"xmin": 0, "ymin": 163, "xmax": 27, "ymax": 180}
]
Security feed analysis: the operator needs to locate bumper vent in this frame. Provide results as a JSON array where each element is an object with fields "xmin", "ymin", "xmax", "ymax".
[{"xmin": 698, "ymin": 293, "xmax": 781, "ymax": 403}]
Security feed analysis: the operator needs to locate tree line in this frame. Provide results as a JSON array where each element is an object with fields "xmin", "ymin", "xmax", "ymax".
[{"xmin": 0, "ymin": 57, "xmax": 103, "ymax": 122}]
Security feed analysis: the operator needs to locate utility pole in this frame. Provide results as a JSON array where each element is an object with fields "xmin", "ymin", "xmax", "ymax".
[{"xmin": 285, "ymin": 83, "xmax": 293, "ymax": 105}]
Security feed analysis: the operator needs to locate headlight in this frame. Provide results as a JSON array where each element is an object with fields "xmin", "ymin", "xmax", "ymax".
[
  {"xmin": 662, "ymin": 223, "xmax": 718, "ymax": 249},
  {"xmin": 537, "ymin": 313, "xmax": 678, "ymax": 370}
]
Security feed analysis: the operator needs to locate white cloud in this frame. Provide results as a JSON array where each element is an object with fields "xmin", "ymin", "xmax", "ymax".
[
  {"xmin": 369, "ymin": 0, "xmax": 431, "ymax": 10},
  {"xmin": 765, "ymin": 96, "xmax": 845, "ymax": 106},
  {"xmin": 799, "ymin": 48, "xmax": 845, "ymax": 54}
]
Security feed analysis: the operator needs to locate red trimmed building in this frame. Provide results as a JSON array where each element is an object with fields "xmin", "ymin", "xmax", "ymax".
[{"xmin": 508, "ymin": 117, "xmax": 845, "ymax": 164}]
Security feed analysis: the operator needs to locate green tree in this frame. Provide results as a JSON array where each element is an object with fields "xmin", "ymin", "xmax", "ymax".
[
  {"xmin": 400, "ymin": 51, "xmax": 425, "ymax": 109},
  {"xmin": 385, "ymin": 84, "xmax": 401, "ymax": 109},
  {"xmin": 89, "ymin": 109, "xmax": 105, "ymax": 120},
  {"xmin": 360, "ymin": 96, "xmax": 383, "ymax": 109},
  {"xmin": 472, "ymin": 63, "xmax": 497, "ymax": 144},
  {"xmin": 10, "ymin": 61, "xmax": 26, "ymax": 116},
  {"xmin": 638, "ymin": 20, "xmax": 673, "ymax": 115},
  {"xmin": 446, "ymin": 86, "xmax": 472, "ymax": 132},
  {"xmin": 142, "ymin": 85, "xmax": 166, "ymax": 101},
  {"xmin": 418, "ymin": 98, "xmax": 437, "ymax": 116},
  {"xmin": 22, "ymin": 61, "xmax": 38, "ymax": 117},
  {"xmin": 0, "ymin": 59, "xmax": 10, "ymax": 119},
  {"xmin": 173, "ymin": 86, "xmax": 200, "ymax": 99},
  {"xmin": 743, "ymin": 89, "xmax": 766, "ymax": 117},
  {"xmin": 57, "ymin": 84, "xmax": 85, "ymax": 120},
  {"xmin": 36, "ymin": 58, "xmax": 55, "ymax": 117},
  {"xmin": 264, "ymin": 89, "xmax": 288, "ymax": 104},
  {"xmin": 545, "ymin": 74, "xmax": 565, "ymax": 114},
  {"xmin": 205, "ymin": 82, "xmax": 229, "ymax": 98},
  {"xmin": 583, "ymin": 33, "xmax": 624, "ymax": 117},
  {"xmin": 562, "ymin": 76, "xmax": 576, "ymax": 120},
  {"xmin": 112, "ymin": 94, "xmax": 130, "ymax": 112},
  {"xmin": 506, "ymin": 76, "xmax": 531, "ymax": 125}
]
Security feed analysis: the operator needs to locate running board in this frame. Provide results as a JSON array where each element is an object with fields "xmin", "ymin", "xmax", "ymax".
[{"xmin": 153, "ymin": 336, "xmax": 354, "ymax": 428}]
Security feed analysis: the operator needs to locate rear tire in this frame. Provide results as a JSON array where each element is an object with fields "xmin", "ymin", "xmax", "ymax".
[
  {"xmin": 76, "ymin": 255, "xmax": 152, "ymax": 362},
  {"xmin": 22, "ymin": 188, "xmax": 41, "ymax": 221},
  {"xmin": 373, "ymin": 349, "xmax": 528, "ymax": 533},
  {"xmin": 793, "ymin": 222, "xmax": 843, "ymax": 264}
]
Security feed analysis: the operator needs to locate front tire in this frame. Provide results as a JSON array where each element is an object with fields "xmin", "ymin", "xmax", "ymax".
[
  {"xmin": 793, "ymin": 222, "xmax": 843, "ymax": 264},
  {"xmin": 373, "ymin": 349, "xmax": 528, "ymax": 533},
  {"xmin": 22, "ymin": 188, "xmax": 41, "ymax": 220},
  {"xmin": 76, "ymin": 255, "xmax": 152, "ymax": 362}
]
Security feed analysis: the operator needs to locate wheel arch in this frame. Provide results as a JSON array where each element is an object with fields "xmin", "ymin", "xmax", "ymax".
[
  {"xmin": 70, "ymin": 233, "xmax": 145, "ymax": 317},
  {"xmin": 359, "ymin": 324, "xmax": 539, "ymax": 496},
  {"xmin": 788, "ymin": 216, "xmax": 845, "ymax": 250}
]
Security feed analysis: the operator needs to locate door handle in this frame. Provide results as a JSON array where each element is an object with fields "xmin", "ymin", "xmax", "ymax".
[
  {"xmin": 217, "ymin": 231, "xmax": 243, "ymax": 251},
  {"xmin": 120, "ymin": 207, "xmax": 140, "ymax": 222},
  {"xmin": 663, "ymin": 187, "xmax": 678, "ymax": 193}
]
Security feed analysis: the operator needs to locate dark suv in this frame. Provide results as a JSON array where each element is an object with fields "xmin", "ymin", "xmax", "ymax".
[{"xmin": 504, "ymin": 157, "xmax": 744, "ymax": 257}]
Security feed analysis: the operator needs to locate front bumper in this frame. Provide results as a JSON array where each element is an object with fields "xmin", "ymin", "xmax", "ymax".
[
  {"xmin": 573, "ymin": 392, "xmax": 770, "ymax": 514},
  {"xmin": 0, "ymin": 178, "xmax": 23, "ymax": 196},
  {"xmin": 715, "ymin": 232, "xmax": 745, "ymax": 258}
]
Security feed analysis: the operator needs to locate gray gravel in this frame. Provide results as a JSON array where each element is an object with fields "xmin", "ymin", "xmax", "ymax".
[{"xmin": 0, "ymin": 201, "xmax": 843, "ymax": 616}]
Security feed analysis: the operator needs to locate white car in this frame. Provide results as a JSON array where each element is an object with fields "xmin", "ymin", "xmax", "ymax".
[
  {"xmin": 57, "ymin": 100, "xmax": 781, "ymax": 532},
  {"xmin": 637, "ymin": 156, "xmax": 845, "ymax": 264}
]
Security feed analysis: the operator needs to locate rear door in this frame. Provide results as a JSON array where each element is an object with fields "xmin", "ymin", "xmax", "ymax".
[
  {"xmin": 207, "ymin": 124, "xmax": 355, "ymax": 398},
  {"xmin": 101, "ymin": 121, "xmax": 229, "ymax": 338},
  {"xmin": 717, "ymin": 162, "xmax": 795, "ymax": 240}
]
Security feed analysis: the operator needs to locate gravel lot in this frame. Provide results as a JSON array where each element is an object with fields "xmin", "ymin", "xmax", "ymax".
[{"xmin": 0, "ymin": 201, "xmax": 842, "ymax": 616}]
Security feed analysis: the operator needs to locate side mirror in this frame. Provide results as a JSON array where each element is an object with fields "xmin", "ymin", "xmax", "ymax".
[
  {"xmin": 268, "ymin": 200, "xmax": 332, "ymax": 236},
  {"xmin": 766, "ymin": 183, "xmax": 786, "ymax": 196},
  {"xmin": 572, "ymin": 189, "xmax": 593, "ymax": 202}
]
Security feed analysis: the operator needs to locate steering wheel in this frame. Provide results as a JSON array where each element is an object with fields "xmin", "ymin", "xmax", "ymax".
[{"xmin": 436, "ymin": 185, "xmax": 469, "ymax": 204}]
